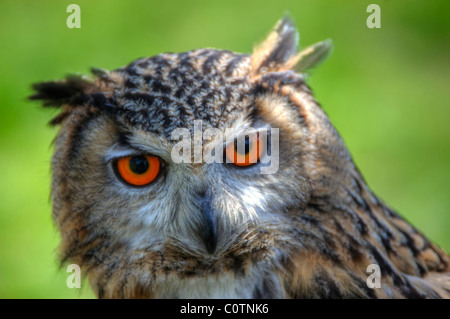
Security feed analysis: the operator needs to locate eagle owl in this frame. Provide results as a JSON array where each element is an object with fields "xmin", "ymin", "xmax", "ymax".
[{"xmin": 31, "ymin": 17, "xmax": 449, "ymax": 298}]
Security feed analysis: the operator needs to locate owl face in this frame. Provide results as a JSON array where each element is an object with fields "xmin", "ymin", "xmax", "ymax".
[
  {"xmin": 33, "ymin": 17, "xmax": 337, "ymax": 298},
  {"xmin": 53, "ymin": 50, "xmax": 311, "ymax": 256}
]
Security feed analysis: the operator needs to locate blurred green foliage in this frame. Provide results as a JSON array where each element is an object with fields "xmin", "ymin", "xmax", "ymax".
[{"xmin": 0, "ymin": 0, "xmax": 449, "ymax": 298}]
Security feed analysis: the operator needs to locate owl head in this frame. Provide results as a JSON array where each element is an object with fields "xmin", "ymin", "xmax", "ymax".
[{"xmin": 30, "ymin": 17, "xmax": 346, "ymax": 298}]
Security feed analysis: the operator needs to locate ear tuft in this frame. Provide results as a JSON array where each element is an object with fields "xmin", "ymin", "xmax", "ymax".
[
  {"xmin": 29, "ymin": 75, "xmax": 93, "ymax": 107},
  {"xmin": 251, "ymin": 16, "xmax": 332, "ymax": 75},
  {"xmin": 288, "ymin": 39, "xmax": 333, "ymax": 72},
  {"xmin": 251, "ymin": 15, "xmax": 299, "ymax": 75}
]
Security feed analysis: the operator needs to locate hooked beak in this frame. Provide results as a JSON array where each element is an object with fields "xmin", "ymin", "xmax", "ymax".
[{"xmin": 198, "ymin": 191, "xmax": 218, "ymax": 254}]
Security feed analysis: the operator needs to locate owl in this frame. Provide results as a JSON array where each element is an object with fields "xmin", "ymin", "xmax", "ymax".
[{"xmin": 31, "ymin": 17, "xmax": 449, "ymax": 299}]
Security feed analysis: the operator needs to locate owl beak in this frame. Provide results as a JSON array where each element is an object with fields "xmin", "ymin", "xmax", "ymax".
[{"xmin": 198, "ymin": 192, "xmax": 218, "ymax": 254}]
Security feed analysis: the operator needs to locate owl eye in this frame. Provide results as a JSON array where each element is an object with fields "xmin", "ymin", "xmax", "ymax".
[
  {"xmin": 225, "ymin": 133, "xmax": 263, "ymax": 167},
  {"xmin": 115, "ymin": 155, "xmax": 161, "ymax": 186}
]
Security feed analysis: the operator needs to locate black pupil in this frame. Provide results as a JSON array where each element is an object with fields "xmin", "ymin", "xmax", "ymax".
[
  {"xmin": 235, "ymin": 136, "xmax": 251, "ymax": 154},
  {"xmin": 129, "ymin": 156, "xmax": 149, "ymax": 174}
]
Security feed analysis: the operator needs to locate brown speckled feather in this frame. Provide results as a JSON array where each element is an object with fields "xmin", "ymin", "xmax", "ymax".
[{"xmin": 31, "ymin": 16, "xmax": 449, "ymax": 299}]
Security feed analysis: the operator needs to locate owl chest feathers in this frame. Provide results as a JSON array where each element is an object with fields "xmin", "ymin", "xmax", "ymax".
[{"xmin": 151, "ymin": 267, "xmax": 284, "ymax": 298}]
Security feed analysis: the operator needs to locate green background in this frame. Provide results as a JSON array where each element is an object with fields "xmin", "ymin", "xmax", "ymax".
[{"xmin": 0, "ymin": 0, "xmax": 449, "ymax": 298}]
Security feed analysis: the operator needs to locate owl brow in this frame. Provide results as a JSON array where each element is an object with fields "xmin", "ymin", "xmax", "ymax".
[
  {"xmin": 104, "ymin": 132, "xmax": 154, "ymax": 162},
  {"xmin": 112, "ymin": 130, "xmax": 175, "ymax": 162},
  {"xmin": 104, "ymin": 142, "xmax": 143, "ymax": 163}
]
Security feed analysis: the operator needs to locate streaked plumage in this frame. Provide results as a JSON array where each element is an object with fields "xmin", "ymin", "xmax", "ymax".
[{"xmin": 31, "ymin": 17, "xmax": 449, "ymax": 298}]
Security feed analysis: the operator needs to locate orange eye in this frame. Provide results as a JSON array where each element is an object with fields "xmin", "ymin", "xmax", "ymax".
[
  {"xmin": 115, "ymin": 155, "xmax": 160, "ymax": 186},
  {"xmin": 225, "ymin": 133, "xmax": 263, "ymax": 167}
]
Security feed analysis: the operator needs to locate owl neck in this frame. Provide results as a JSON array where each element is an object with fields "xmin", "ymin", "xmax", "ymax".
[{"xmin": 301, "ymin": 118, "xmax": 449, "ymax": 287}]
